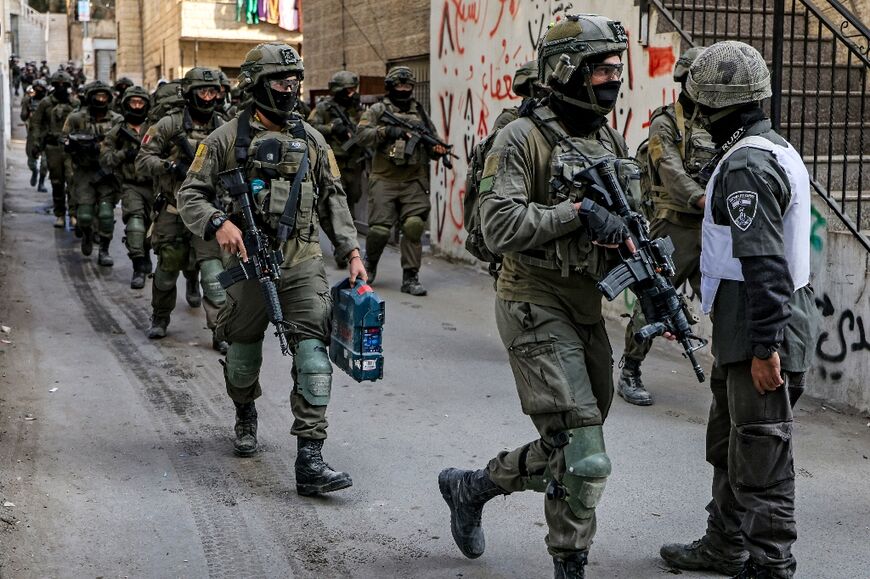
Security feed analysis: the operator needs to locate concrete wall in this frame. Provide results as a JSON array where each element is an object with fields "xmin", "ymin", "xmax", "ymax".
[
  {"xmin": 116, "ymin": 0, "xmax": 144, "ymax": 85},
  {"xmin": 303, "ymin": 0, "xmax": 430, "ymax": 91},
  {"xmin": 429, "ymin": 0, "xmax": 682, "ymax": 258},
  {"xmin": 1, "ymin": 0, "xmax": 9, "ymax": 241},
  {"xmin": 45, "ymin": 13, "xmax": 69, "ymax": 67}
]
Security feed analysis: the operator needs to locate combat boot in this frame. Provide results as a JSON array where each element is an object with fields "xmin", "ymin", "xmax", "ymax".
[
  {"xmin": 660, "ymin": 537, "xmax": 747, "ymax": 575},
  {"xmin": 37, "ymin": 175, "xmax": 47, "ymax": 192},
  {"xmin": 184, "ymin": 270, "xmax": 202, "ymax": 308},
  {"xmin": 295, "ymin": 438, "xmax": 353, "ymax": 496},
  {"xmin": 364, "ymin": 256, "xmax": 378, "ymax": 285},
  {"xmin": 553, "ymin": 551, "xmax": 588, "ymax": 579},
  {"xmin": 30, "ymin": 168, "xmax": 37, "ymax": 187},
  {"xmin": 53, "ymin": 216, "xmax": 65, "ymax": 228},
  {"xmin": 731, "ymin": 560, "xmax": 775, "ymax": 579},
  {"xmin": 130, "ymin": 257, "xmax": 147, "ymax": 289},
  {"xmin": 81, "ymin": 230, "xmax": 94, "ymax": 256},
  {"xmin": 401, "ymin": 268, "xmax": 427, "ymax": 296},
  {"xmin": 617, "ymin": 357, "xmax": 652, "ymax": 406},
  {"xmin": 146, "ymin": 316, "xmax": 169, "ymax": 339},
  {"xmin": 97, "ymin": 237, "xmax": 114, "ymax": 267},
  {"xmin": 438, "ymin": 468, "xmax": 507, "ymax": 559},
  {"xmin": 212, "ymin": 332, "xmax": 229, "ymax": 355},
  {"xmin": 233, "ymin": 401, "xmax": 258, "ymax": 457}
]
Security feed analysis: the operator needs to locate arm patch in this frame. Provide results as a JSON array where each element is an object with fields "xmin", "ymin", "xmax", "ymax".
[
  {"xmin": 190, "ymin": 143, "xmax": 208, "ymax": 173},
  {"xmin": 326, "ymin": 148, "xmax": 342, "ymax": 179}
]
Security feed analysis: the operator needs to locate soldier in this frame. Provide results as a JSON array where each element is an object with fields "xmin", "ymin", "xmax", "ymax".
[
  {"xmin": 135, "ymin": 67, "xmax": 228, "ymax": 352},
  {"xmin": 215, "ymin": 69, "xmax": 232, "ymax": 119},
  {"xmin": 62, "ymin": 80, "xmax": 123, "ymax": 264},
  {"xmin": 357, "ymin": 66, "xmax": 450, "ymax": 296},
  {"xmin": 616, "ymin": 46, "xmax": 715, "ymax": 406},
  {"xmin": 39, "ymin": 60, "xmax": 50, "ymax": 79},
  {"xmin": 439, "ymin": 15, "xmax": 635, "ymax": 578},
  {"xmin": 30, "ymin": 70, "xmax": 79, "ymax": 228},
  {"xmin": 491, "ymin": 61, "xmax": 541, "ymax": 132},
  {"xmin": 100, "ymin": 87, "xmax": 154, "ymax": 289},
  {"xmin": 176, "ymin": 42, "xmax": 365, "ymax": 495},
  {"xmin": 10, "ymin": 56, "xmax": 21, "ymax": 96},
  {"xmin": 21, "ymin": 79, "xmax": 49, "ymax": 192},
  {"xmin": 308, "ymin": 70, "xmax": 365, "ymax": 267},
  {"xmin": 111, "ymin": 77, "xmax": 134, "ymax": 113},
  {"xmin": 660, "ymin": 41, "xmax": 819, "ymax": 579}
]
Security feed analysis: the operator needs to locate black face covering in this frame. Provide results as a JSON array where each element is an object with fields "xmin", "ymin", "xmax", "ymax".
[
  {"xmin": 591, "ymin": 80, "xmax": 621, "ymax": 113},
  {"xmin": 89, "ymin": 92, "xmax": 110, "ymax": 114},
  {"xmin": 549, "ymin": 95, "xmax": 606, "ymax": 137},
  {"xmin": 123, "ymin": 108, "xmax": 148, "ymax": 125},
  {"xmin": 252, "ymin": 81, "xmax": 297, "ymax": 125},
  {"xmin": 335, "ymin": 90, "xmax": 360, "ymax": 108},
  {"xmin": 702, "ymin": 102, "xmax": 767, "ymax": 147},
  {"xmin": 678, "ymin": 91, "xmax": 696, "ymax": 118},
  {"xmin": 54, "ymin": 86, "xmax": 70, "ymax": 102},
  {"xmin": 388, "ymin": 88, "xmax": 413, "ymax": 111},
  {"xmin": 187, "ymin": 93, "xmax": 217, "ymax": 118}
]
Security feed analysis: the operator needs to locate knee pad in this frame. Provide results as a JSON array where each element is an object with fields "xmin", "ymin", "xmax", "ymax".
[
  {"xmin": 98, "ymin": 201, "xmax": 115, "ymax": 235},
  {"xmin": 401, "ymin": 216, "xmax": 426, "ymax": 243},
  {"xmin": 558, "ymin": 425, "xmax": 611, "ymax": 519},
  {"xmin": 125, "ymin": 215, "xmax": 147, "ymax": 253},
  {"xmin": 77, "ymin": 203, "xmax": 94, "ymax": 228},
  {"xmin": 294, "ymin": 339, "xmax": 332, "ymax": 406},
  {"xmin": 199, "ymin": 258, "xmax": 227, "ymax": 307},
  {"xmin": 226, "ymin": 340, "xmax": 264, "ymax": 389},
  {"xmin": 366, "ymin": 225, "xmax": 392, "ymax": 260},
  {"xmin": 158, "ymin": 243, "xmax": 189, "ymax": 272},
  {"xmin": 153, "ymin": 266, "xmax": 179, "ymax": 292}
]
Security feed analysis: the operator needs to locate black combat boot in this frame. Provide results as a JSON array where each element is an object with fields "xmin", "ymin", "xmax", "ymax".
[
  {"xmin": 438, "ymin": 468, "xmax": 507, "ymax": 559},
  {"xmin": 731, "ymin": 560, "xmax": 777, "ymax": 579},
  {"xmin": 212, "ymin": 332, "xmax": 229, "ymax": 355},
  {"xmin": 30, "ymin": 168, "xmax": 38, "ymax": 187},
  {"xmin": 233, "ymin": 401, "xmax": 258, "ymax": 457},
  {"xmin": 184, "ymin": 270, "xmax": 202, "ymax": 308},
  {"xmin": 295, "ymin": 438, "xmax": 353, "ymax": 496},
  {"xmin": 37, "ymin": 175, "xmax": 47, "ymax": 192},
  {"xmin": 553, "ymin": 551, "xmax": 588, "ymax": 579},
  {"xmin": 146, "ymin": 316, "xmax": 169, "ymax": 339},
  {"xmin": 130, "ymin": 257, "xmax": 147, "ymax": 289},
  {"xmin": 143, "ymin": 254, "xmax": 153, "ymax": 274},
  {"xmin": 97, "ymin": 236, "xmax": 114, "ymax": 267},
  {"xmin": 401, "ymin": 268, "xmax": 427, "ymax": 296},
  {"xmin": 364, "ymin": 255, "xmax": 378, "ymax": 285},
  {"xmin": 617, "ymin": 357, "xmax": 652, "ymax": 406},
  {"xmin": 81, "ymin": 229, "xmax": 94, "ymax": 256},
  {"xmin": 661, "ymin": 537, "xmax": 747, "ymax": 575}
]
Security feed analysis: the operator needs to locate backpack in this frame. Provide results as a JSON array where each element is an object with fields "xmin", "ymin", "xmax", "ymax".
[
  {"xmin": 634, "ymin": 137, "xmax": 656, "ymax": 221},
  {"xmin": 463, "ymin": 129, "xmax": 502, "ymax": 267}
]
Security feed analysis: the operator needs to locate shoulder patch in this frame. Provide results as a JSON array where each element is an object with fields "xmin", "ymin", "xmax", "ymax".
[
  {"xmin": 326, "ymin": 148, "xmax": 341, "ymax": 179},
  {"xmin": 481, "ymin": 153, "xmax": 500, "ymax": 179},
  {"xmin": 190, "ymin": 142, "xmax": 208, "ymax": 173},
  {"xmin": 142, "ymin": 125, "xmax": 157, "ymax": 145},
  {"xmin": 726, "ymin": 190, "xmax": 758, "ymax": 231}
]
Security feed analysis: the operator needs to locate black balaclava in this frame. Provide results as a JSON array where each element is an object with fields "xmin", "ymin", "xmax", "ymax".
[
  {"xmin": 252, "ymin": 74, "xmax": 299, "ymax": 126},
  {"xmin": 549, "ymin": 58, "xmax": 621, "ymax": 137},
  {"xmin": 701, "ymin": 102, "xmax": 767, "ymax": 147},
  {"xmin": 388, "ymin": 87, "xmax": 413, "ymax": 112},
  {"xmin": 53, "ymin": 84, "xmax": 70, "ymax": 103},
  {"xmin": 123, "ymin": 101, "xmax": 149, "ymax": 125},
  {"xmin": 335, "ymin": 89, "xmax": 360, "ymax": 109},
  {"xmin": 89, "ymin": 91, "xmax": 111, "ymax": 115},
  {"xmin": 186, "ymin": 90, "xmax": 217, "ymax": 124}
]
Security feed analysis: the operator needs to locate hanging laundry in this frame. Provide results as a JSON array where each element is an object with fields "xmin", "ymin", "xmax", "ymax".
[
  {"xmin": 247, "ymin": 0, "xmax": 259, "ymax": 24},
  {"xmin": 258, "ymin": 0, "xmax": 267, "ymax": 21},
  {"xmin": 279, "ymin": 0, "xmax": 300, "ymax": 32}
]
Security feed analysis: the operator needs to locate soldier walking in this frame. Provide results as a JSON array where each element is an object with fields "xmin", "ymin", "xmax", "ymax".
[
  {"xmin": 177, "ymin": 42, "xmax": 365, "ymax": 495},
  {"xmin": 20, "ymin": 79, "xmax": 49, "ymax": 192}
]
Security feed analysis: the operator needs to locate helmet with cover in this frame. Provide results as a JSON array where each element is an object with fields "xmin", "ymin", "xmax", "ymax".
[
  {"xmin": 84, "ymin": 80, "xmax": 113, "ymax": 112},
  {"xmin": 686, "ymin": 41, "xmax": 772, "ymax": 110},
  {"xmin": 384, "ymin": 66, "xmax": 415, "ymax": 105},
  {"xmin": 512, "ymin": 60, "xmax": 539, "ymax": 99},
  {"xmin": 537, "ymin": 13, "xmax": 628, "ymax": 116},
  {"xmin": 182, "ymin": 66, "xmax": 221, "ymax": 117},
  {"xmin": 329, "ymin": 70, "xmax": 359, "ymax": 93},
  {"xmin": 673, "ymin": 46, "xmax": 706, "ymax": 83},
  {"xmin": 121, "ymin": 86, "xmax": 151, "ymax": 124},
  {"xmin": 238, "ymin": 42, "xmax": 305, "ymax": 124}
]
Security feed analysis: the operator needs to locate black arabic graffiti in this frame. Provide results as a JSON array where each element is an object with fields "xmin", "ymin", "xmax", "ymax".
[{"xmin": 816, "ymin": 303, "xmax": 870, "ymax": 364}]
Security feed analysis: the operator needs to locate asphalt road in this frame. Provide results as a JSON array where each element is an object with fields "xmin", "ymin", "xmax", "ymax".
[{"xmin": 1, "ymin": 130, "xmax": 869, "ymax": 578}]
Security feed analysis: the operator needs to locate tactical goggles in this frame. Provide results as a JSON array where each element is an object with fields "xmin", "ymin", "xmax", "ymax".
[
  {"xmin": 590, "ymin": 63, "xmax": 624, "ymax": 81},
  {"xmin": 194, "ymin": 87, "xmax": 220, "ymax": 99},
  {"xmin": 127, "ymin": 96, "xmax": 148, "ymax": 109},
  {"xmin": 92, "ymin": 91, "xmax": 111, "ymax": 103},
  {"xmin": 268, "ymin": 76, "xmax": 301, "ymax": 93}
]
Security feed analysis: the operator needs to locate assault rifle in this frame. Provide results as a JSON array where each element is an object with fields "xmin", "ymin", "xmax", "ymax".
[
  {"xmin": 215, "ymin": 168, "xmax": 293, "ymax": 356},
  {"xmin": 379, "ymin": 108, "xmax": 458, "ymax": 169},
  {"xmin": 573, "ymin": 160, "xmax": 708, "ymax": 382},
  {"xmin": 330, "ymin": 103, "xmax": 370, "ymax": 162}
]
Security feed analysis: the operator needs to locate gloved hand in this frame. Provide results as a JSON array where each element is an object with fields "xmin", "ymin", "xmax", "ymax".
[
  {"xmin": 384, "ymin": 125, "xmax": 406, "ymax": 140},
  {"xmin": 331, "ymin": 120, "xmax": 349, "ymax": 138},
  {"xmin": 125, "ymin": 146, "xmax": 139, "ymax": 162},
  {"xmin": 579, "ymin": 198, "xmax": 630, "ymax": 245}
]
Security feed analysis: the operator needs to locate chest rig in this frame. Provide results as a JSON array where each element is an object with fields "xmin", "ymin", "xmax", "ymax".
[
  {"xmin": 382, "ymin": 101, "xmax": 430, "ymax": 167},
  {"xmin": 49, "ymin": 100, "xmax": 75, "ymax": 137},
  {"xmin": 525, "ymin": 106, "xmax": 642, "ymax": 278},
  {"xmin": 233, "ymin": 109, "xmax": 318, "ymax": 243}
]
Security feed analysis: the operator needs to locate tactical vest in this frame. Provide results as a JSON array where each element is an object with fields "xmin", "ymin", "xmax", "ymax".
[
  {"xmin": 231, "ymin": 109, "xmax": 320, "ymax": 245},
  {"xmin": 66, "ymin": 110, "xmax": 119, "ymax": 168},
  {"xmin": 649, "ymin": 102, "xmax": 717, "ymax": 215},
  {"xmin": 47, "ymin": 98, "xmax": 76, "ymax": 141},
  {"xmin": 516, "ymin": 106, "xmax": 641, "ymax": 278},
  {"xmin": 373, "ymin": 100, "xmax": 431, "ymax": 172},
  {"xmin": 321, "ymin": 99, "xmax": 361, "ymax": 165},
  {"xmin": 164, "ymin": 109, "xmax": 223, "ymax": 202},
  {"xmin": 700, "ymin": 135, "xmax": 811, "ymax": 314}
]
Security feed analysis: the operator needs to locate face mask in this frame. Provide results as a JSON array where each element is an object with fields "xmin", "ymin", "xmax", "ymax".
[
  {"xmin": 591, "ymin": 80, "xmax": 621, "ymax": 113},
  {"xmin": 123, "ymin": 108, "xmax": 148, "ymax": 125},
  {"xmin": 335, "ymin": 90, "xmax": 359, "ymax": 107},
  {"xmin": 252, "ymin": 81, "xmax": 298, "ymax": 125},
  {"xmin": 54, "ymin": 86, "xmax": 69, "ymax": 102},
  {"xmin": 388, "ymin": 88, "xmax": 412, "ymax": 103}
]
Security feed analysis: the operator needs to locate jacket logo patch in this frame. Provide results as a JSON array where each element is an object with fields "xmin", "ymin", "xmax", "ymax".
[{"xmin": 726, "ymin": 190, "xmax": 758, "ymax": 231}]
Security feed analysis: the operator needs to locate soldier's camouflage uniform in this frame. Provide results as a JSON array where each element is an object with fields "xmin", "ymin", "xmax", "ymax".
[{"xmin": 30, "ymin": 92, "xmax": 78, "ymax": 218}]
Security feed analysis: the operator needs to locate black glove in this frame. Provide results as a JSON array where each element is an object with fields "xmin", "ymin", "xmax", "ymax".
[
  {"xmin": 124, "ymin": 146, "xmax": 139, "ymax": 162},
  {"xmin": 331, "ymin": 120, "xmax": 349, "ymax": 138},
  {"xmin": 579, "ymin": 198, "xmax": 630, "ymax": 245},
  {"xmin": 384, "ymin": 125, "xmax": 406, "ymax": 140},
  {"xmin": 173, "ymin": 160, "xmax": 191, "ymax": 178}
]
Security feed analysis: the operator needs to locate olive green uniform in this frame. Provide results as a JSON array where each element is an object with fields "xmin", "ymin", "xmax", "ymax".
[
  {"xmin": 308, "ymin": 96, "xmax": 365, "ymax": 215},
  {"xmin": 62, "ymin": 109, "xmax": 123, "ymax": 239},
  {"xmin": 135, "ymin": 108, "xmax": 226, "ymax": 328},
  {"xmin": 478, "ymin": 105, "xmax": 634, "ymax": 557},
  {"xmin": 703, "ymin": 120, "xmax": 819, "ymax": 578},
  {"xmin": 357, "ymin": 98, "xmax": 439, "ymax": 271},
  {"xmin": 21, "ymin": 93, "xmax": 48, "ymax": 182},
  {"xmin": 623, "ymin": 101, "xmax": 715, "ymax": 361},
  {"xmin": 29, "ymin": 94, "xmax": 78, "ymax": 217},
  {"xmin": 176, "ymin": 111, "xmax": 359, "ymax": 439},
  {"xmin": 100, "ymin": 121, "xmax": 153, "ymax": 260}
]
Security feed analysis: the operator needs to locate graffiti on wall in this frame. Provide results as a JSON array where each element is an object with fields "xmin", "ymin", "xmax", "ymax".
[{"xmin": 429, "ymin": 0, "xmax": 683, "ymax": 258}]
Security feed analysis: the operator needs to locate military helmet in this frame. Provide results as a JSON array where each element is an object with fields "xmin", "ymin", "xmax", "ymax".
[
  {"xmin": 385, "ymin": 66, "xmax": 415, "ymax": 88},
  {"xmin": 84, "ymin": 80, "xmax": 114, "ymax": 103},
  {"xmin": 182, "ymin": 66, "xmax": 221, "ymax": 94},
  {"xmin": 50, "ymin": 70, "xmax": 73, "ymax": 85},
  {"xmin": 33, "ymin": 78, "xmax": 48, "ymax": 89},
  {"xmin": 216, "ymin": 69, "xmax": 231, "ymax": 90},
  {"xmin": 673, "ymin": 46, "xmax": 706, "ymax": 83},
  {"xmin": 121, "ymin": 85, "xmax": 150, "ymax": 107},
  {"xmin": 237, "ymin": 42, "xmax": 304, "ymax": 92},
  {"xmin": 329, "ymin": 70, "xmax": 359, "ymax": 94},
  {"xmin": 512, "ymin": 61, "xmax": 539, "ymax": 98},
  {"xmin": 537, "ymin": 14, "xmax": 628, "ymax": 87},
  {"xmin": 686, "ymin": 41, "xmax": 772, "ymax": 109},
  {"xmin": 115, "ymin": 76, "xmax": 134, "ymax": 89}
]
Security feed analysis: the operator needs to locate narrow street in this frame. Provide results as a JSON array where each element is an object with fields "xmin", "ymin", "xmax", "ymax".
[{"xmin": 1, "ymin": 129, "xmax": 869, "ymax": 577}]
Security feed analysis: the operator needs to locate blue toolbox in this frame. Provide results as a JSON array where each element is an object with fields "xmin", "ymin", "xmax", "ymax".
[{"xmin": 330, "ymin": 278, "xmax": 385, "ymax": 382}]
